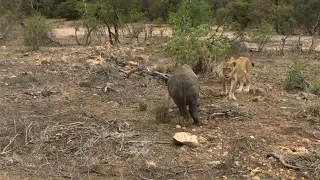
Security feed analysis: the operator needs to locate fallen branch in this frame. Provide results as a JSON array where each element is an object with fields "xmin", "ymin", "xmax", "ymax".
[
  {"xmin": 267, "ymin": 152, "xmax": 301, "ymax": 170},
  {"xmin": 209, "ymin": 110, "xmax": 233, "ymax": 118},
  {"xmin": 1, "ymin": 134, "xmax": 20, "ymax": 155},
  {"xmin": 45, "ymin": 33, "xmax": 63, "ymax": 46},
  {"xmin": 125, "ymin": 140, "xmax": 172, "ymax": 144},
  {"xmin": 126, "ymin": 67, "xmax": 170, "ymax": 81}
]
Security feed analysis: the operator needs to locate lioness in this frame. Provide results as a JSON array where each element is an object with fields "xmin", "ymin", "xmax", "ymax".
[
  {"xmin": 216, "ymin": 57, "xmax": 254, "ymax": 100},
  {"xmin": 167, "ymin": 64, "xmax": 201, "ymax": 125}
]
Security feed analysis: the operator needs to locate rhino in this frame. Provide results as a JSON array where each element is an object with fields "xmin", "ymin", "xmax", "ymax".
[{"xmin": 167, "ymin": 64, "xmax": 201, "ymax": 125}]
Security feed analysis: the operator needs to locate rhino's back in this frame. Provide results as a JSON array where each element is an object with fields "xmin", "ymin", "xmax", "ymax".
[{"xmin": 168, "ymin": 65, "xmax": 199, "ymax": 95}]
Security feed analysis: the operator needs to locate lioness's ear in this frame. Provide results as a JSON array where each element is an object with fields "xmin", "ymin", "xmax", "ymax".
[
  {"xmin": 230, "ymin": 57, "xmax": 235, "ymax": 61},
  {"xmin": 232, "ymin": 61, "xmax": 236, "ymax": 67}
]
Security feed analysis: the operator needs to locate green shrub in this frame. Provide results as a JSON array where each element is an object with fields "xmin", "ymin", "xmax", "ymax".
[
  {"xmin": 166, "ymin": 27, "xmax": 231, "ymax": 73},
  {"xmin": 309, "ymin": 70, "xmax": 320, "ymax": 95},
  {"xmin": 0, "ymin": 10, "xmax": 15, "ymax": 34},
  {"xmin": 23, "ymin": 14, "xmax": 53, "ymax": 50},
  {"xmin": 249, "ymin": 20, "xmax": 274, "ymax": 51},
  {"xmin": 54, "ymin": 0, "xmax": 81, "ymax": 20},
  {"xmin": 285, "ymin": 61, "xmax": 308, "ymax": 90},
  {"xmin": 169, "ymin": 0, "xmax": 211, "ymax": 33}
]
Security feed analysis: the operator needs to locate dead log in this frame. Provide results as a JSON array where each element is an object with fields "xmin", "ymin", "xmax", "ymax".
[
  {"xmin": 126, "ymin": 67, "xmax": 171, "ymax": 81},
  {"xmin": 267, "ymin": 152, "xmax": 301, "ymax": 170},
  {"xmin": 45, "ymin": 33, "xmax": 63, "ymax": 46}
]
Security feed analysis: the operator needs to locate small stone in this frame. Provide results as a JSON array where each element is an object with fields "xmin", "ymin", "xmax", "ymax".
[
  {"xmin": 234, "ymin": 161, "xmax": 240, "ymax": 167},
  {"xmin": 198, "ymin": 136, "xmax": 207, "ymax": 144},
  {"xmin": 250, "ymin": 167, "xmax": 262, "ymax": 176},
  {"xmin": 0, "ymin": 46, "xmax": 7, "ymax": 51},
  {"xmin": 256, "ymin": 87, "xmax": 266, "ymax": 94},
  {"xmin": 301, "ymin": 138, "xmax": 311, "ymax": 143},
  {"xmin": 182, "ymin": 127, "xmax": 187, "ymax": 130},
  {"xmin": 222, "ymin": 151, "xmax": 228, "ymax": 156},
  {"xmin": 250, "ymin": 135, "xmax": 255, "ymax": 139},
  {"xmin": 208, "ymin": 161, "xmax": 221, "ymax": 166},
  {"xmin": 61, "ymin": 55, "xmax": 69, "ymax": 62},
  {"xmin": 176, "ymin": 125, "xmax": 181, "ymax": 129},
  {"xmin": 145, "ymin": 160, "xmax": 156, "ymax": 169},
  {"xmin": 191, "ymin": 128, "xmax": 196, "ymax": 132},
  {"xmin": 252, "ymin": 96, "xmax": 261, "ymax": 102}
]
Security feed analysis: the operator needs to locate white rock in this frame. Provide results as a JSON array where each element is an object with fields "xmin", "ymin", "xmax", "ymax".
[
  {"xmin": 173, "ymin": 132, "xmax": 198, "ymax": 147},
  {"xmin": 0, "ymin": 46, "xmax": 7, "ymax": 51},
  {"xmin": 176, "ymin": 125, "xmax": 181, "ymax": 129}
]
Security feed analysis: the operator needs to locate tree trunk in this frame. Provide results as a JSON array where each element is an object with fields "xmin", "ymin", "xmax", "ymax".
[
  {"xmin": 274, "ymin": 0, "xmax": 279, "ymax": 33},
  {"xmin": 114, "ymin": 24, "xmax": 120, "ymax": 44},
  {"xmin": 107, "ymin": 25, "xmax": 114, "ymax": 45}
]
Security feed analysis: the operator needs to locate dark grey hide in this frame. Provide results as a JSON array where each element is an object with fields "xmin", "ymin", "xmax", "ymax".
[{"xmin": 167, "ymin": 64, "xmax": 200, "ymax": 125}]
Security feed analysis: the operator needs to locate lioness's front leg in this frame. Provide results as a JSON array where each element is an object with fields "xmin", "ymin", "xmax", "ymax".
[
  {"xmin": 229, "ymin": 80, "xmax": 237, "ymax": 100},
  {"xmin": 221, "ymin": 81, "xmax": 228, "ymax": 95}
]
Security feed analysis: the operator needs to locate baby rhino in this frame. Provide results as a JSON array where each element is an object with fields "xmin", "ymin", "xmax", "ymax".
[{"xmin": 168, "ymin": 64, "xmax": 201, "ymax": 125}]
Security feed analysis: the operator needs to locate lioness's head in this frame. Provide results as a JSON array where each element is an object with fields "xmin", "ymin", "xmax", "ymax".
[{"xmin": 222, "ymin": 57, "xmax": 236, "ymax": 79}]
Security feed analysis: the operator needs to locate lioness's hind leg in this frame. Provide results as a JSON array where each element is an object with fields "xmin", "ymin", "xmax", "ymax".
[
  {"xmin": 236, "ymin": 79, "xmax": 244, "ymax": 92},
  {"xmin": 244, "ymin": 74, "xmax": 252, "ymax": 92}
]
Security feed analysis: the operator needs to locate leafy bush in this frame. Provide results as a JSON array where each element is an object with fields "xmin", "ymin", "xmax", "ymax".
[
  {"xmin": 166, "ymin": 27, "xmax": 231, "ymax": 73},
  {"xmin": 0, "ymin": 10, "xmax": 15, "ymax": 34},
  {"xmin": 309, "ymin": 70, "xmax": 320, "ymax": 95},
  {"xmin": 249, "ymin": 20, "xmax": 274, "ymax": 51},
  {"xmin": 74, "ymin": 2, "xmax": 105, "ymax": 45},
  {"xmin": 285, "ymin": 61, "xmax": 320, "ymax": 95},
  {"xmin": 169, "ymin": 0, "xmax": 211, "ymax": 33},
  {"xmin": 285, "ymin": 61, "xmax": 308, "ymax": 90},
  {"xmin": 54, "ymin": 0, "xmax": 81, "ymax": 20},
  {"xmin": 23, "ymin": 14, "xmax": 53, "ymax": 50}
]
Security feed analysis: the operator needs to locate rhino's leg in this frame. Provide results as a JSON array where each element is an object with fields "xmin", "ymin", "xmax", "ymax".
[
  {"xmin": 188, "ymin": 97, "xmax": 200, "ymax": 126},
  {"xmin": 172, "ymin": 97, "xmax": 189, "ymax": 118}
]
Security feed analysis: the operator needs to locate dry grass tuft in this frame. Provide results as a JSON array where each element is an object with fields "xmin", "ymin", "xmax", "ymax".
[
  {"xmin": 138, "ymin": 100, "xmax": 147, "ymax": 111},
  {"xmin": 306, "ymin": 101, "xmax": 320, "ymax": 117},
  {"xmin": 154, "ymin": 103, "xmax": 169, "ymax": 123}
]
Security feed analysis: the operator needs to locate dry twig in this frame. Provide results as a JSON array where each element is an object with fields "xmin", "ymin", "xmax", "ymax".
[
  {"xmin": 1, "ymin": 134, "xmax": 20, "ymax": 155},
  {"xmin": 126, "ymin": 67, "xmax": 170, "ymax": 81}
]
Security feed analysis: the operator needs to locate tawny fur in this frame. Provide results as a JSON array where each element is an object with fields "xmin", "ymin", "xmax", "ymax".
[{"xmin": 216, "ymin": 57, "xmax": 254, "ymax": 100}]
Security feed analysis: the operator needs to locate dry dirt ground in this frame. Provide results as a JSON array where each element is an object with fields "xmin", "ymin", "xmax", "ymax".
[{"xmin": 0, "ymin": 21, "xmax": 320, "ymax": 180}]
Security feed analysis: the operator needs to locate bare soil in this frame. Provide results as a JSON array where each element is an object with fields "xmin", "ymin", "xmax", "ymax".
[{"xmin": 0, "ymin": 20, "xmax": 319, "ymax": 180}]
